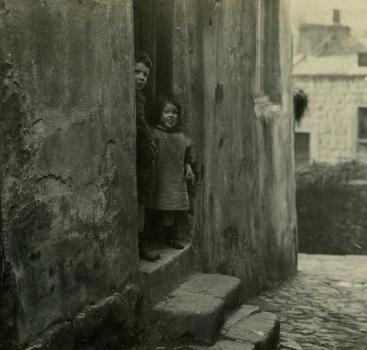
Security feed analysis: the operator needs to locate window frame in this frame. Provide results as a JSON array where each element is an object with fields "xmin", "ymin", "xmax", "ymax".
[
  {"xmin": 254, "ymin": 0, "xmax": 281, "ymax": 120},
  {"xmin": 357, "ymin": 107, "xmax": 367, "ymax": 144},
  {"xmin": 255, "ymin": 0, "xmax": 266, "ymax": 96}
]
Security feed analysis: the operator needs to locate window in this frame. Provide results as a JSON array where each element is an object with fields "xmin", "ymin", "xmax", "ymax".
[
  {"xmin": 295, "ymin": 132, "xmax": 311, "ymax": 165},
  {"xmin": 333, "ymin": 9, "xmax": 341, "ymax": 24},
  {"xmin": 255, "ymin": 0, "xmax": 280, "ymax": 102},
  {"xmin": 358, "ymin": 52, "xmax": 367, "ymax": 67},
  {"xmin": 255, "ymin": 0, "xmax": 265, "ymax": 95},
  {"xmin": 358, "ymin": 108, "xmax": 367, "ymax": 143}
]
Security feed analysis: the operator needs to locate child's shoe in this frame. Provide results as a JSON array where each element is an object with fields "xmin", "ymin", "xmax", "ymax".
[
  {"xmin": 139, "ymin": 243, "xmax": 160, "ymax": 261},
  {"xmin": 165, "ymin": 225, "xmax": 184, "ymax": 250},
  {"xmin": 166, "ymin": 239, "xmax": 184, "ymax": 250}
]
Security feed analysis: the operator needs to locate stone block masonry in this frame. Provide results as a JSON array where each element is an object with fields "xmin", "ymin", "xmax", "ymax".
[{"xmin": 295, "ymin": 75, "xmax": 367, "ymax": 164}]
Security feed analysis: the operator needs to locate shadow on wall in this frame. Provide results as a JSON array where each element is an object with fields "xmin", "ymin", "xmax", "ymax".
[
  {"xmin": 0, "ymin": 236, "xmax": 18, "ymax": 350},
  {"xmin": 0, "ymin": 54, "xmax": 18, "ymax": 350},
  {"xmin": 296, "ymin": 161, "xmax": 367, "ymax": 255}
]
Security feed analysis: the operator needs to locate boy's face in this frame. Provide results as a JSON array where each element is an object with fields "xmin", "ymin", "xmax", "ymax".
[
  {"xmin": 134, "ymin": 62, "xmax": 150, "ymax": 90},
  {"xmin": 159, "ymin": 102, "xmax": 179, "ymax": 129}
]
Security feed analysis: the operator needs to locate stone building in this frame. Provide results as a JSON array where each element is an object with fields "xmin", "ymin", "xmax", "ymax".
[
  {"xmin": 294, "ymin": 12, "xmax": 367, "ymax": 165},
  {"xmin": 0, "ymin": 0, "xmax": 296, "ymax": 348}
]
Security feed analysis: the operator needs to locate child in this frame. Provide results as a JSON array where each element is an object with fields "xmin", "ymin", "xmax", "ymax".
[
  {"xmin": 146, "ymin": 95, "xmax": 195, "ymax": 249},
  {"xmin": 134, "ymin": 51, "xmax": 160, "ymax": 261}
]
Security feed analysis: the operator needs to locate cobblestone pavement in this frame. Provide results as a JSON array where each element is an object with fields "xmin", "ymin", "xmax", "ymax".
[{"xmin": 250, "ymin": 254, "xmax": 367, "ymax": 350}]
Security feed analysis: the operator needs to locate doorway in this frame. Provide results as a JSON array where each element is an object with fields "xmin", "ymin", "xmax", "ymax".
[
  {"xmin": 295, "ymin": 132, "xmax": 311, "ymax": 165},
  {"xmin": 133, "ymin": 0, "xmax": 173, "ymax": 103},
  {"xmin": 133, "ymin": 1, "xmax": 193, "ymax": 256}
]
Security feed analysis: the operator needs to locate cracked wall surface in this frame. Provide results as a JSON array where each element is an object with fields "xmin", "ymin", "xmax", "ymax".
[
  {"xmin": 0, "ymin": 0, "xmax": 136, "ymax": 345},
  {"xmin": 171, "ymin": 0, "xmax": 297, "ymax": 296}
]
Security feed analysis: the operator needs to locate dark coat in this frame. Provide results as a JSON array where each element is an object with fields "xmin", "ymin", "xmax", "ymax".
[{"xmin": 136, "ymin": 90, "xmax": 156, "ymax": 197}]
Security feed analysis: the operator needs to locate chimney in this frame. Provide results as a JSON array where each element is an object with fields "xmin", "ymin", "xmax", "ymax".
[{"xmin": 333, "ymin": 9, "xmax": 341, "ymax": 24}]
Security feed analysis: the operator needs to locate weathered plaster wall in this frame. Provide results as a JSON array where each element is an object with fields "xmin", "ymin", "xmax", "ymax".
[
  {"xmin": 295, "ymin": 76, "xmax": 367, "ymax": 164},
  {"xmin": 0, "ymin": 0, "xmax": 137, "ymax": 345},
  {"xmin": 172, "ymin": 0, "xmax": 297, "ymax": 297}
]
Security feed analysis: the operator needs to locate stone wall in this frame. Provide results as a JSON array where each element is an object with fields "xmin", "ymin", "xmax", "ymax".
[
  {"xmin": 0, "ymin": 0, "xmax": 137, "ymax": 346},
  {"xmin": 297, "ymin": 178, "xmax": 367, "ymax": 255},
  {"xmin": 171, "ymin": 0, "xmax": 297, "ymax": 297},
  {"xmin": 294, "ymin": 75, "xmax": 367, "ymax": 164},
  {"xmin": 1, "ymin": 0, "xmax": 298, "ymax": 346}
]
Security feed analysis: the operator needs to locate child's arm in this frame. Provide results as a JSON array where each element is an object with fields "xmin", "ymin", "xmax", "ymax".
[
  {"xmin": 136, "ymin": 93, "xmax": 153, "ymax": 146},
  {"xmin": 185, "ymin": 163, "xmax": 195, "ymax": 181},
  {"xmin": 136, "ymin": 92, "xmax": 157, "ymax": 157},
  {"xmin": 184, "ymin": 141, "xmax": 196, "ymax": 183}
]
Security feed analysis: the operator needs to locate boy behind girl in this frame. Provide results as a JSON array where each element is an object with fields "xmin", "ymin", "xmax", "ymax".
[{"xmin": 135, "ymin": 51, "xmax": 160, "ymax": 261}]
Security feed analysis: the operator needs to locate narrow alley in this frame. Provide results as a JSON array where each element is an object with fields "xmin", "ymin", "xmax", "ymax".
[
  {"xmin": 250, "ymin": 254, "xmax": 367, "ymax": 350},
  {"xmin": 2, "ymin": 2, "xmax": 367, "ymax": 350}
]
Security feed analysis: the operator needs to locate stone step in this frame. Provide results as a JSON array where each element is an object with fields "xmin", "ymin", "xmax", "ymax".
[
  {"xmin": 153, "ymin": 273, "xmax": 242, "ymax": 344},
  {"xmin": 220, "ymin": 306, "xmax": 280, "ymax": 350},
  {"xmin": 137, "ymin": 242, "xmax": 196, "ymax": 305},
  {"xmin": 152, "ymin": 304, "xmax": 280, "ymax": 350},
  {"xmin": 221, "ymin": 305, "xmax": 261, "ymax": 334}
]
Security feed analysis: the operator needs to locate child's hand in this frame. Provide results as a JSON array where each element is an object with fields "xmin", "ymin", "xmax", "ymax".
[
  {"xmin": 185, "ymin": 164, "xmax": 195, "ymax": 183},
  {"xmin": 150, "ymin": 141, "xmax": 157, "ymax": 157}
]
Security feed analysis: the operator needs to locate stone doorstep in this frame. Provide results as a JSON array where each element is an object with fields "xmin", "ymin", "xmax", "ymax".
[
  {"xmin": 154, "ymin": 292, "xmax": 226, "ymax": 344},
  {"xmin": 221, "ymin": 305, "xmax": 261, "ymax": 333},
  {"xmin": 137, "ymin": 242, "xmax": 197, "ymax": 305},
  {"xmin": 153, "ymin": 273, "xmax": 242, "ymax": 344},
  {"xmin": 221, "ymin": 312, "xmax": 280, "ymax": 350}
]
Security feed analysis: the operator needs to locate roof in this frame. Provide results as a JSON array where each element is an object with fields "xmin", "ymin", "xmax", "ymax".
[
  {"xmin": 297, "ymin": 23, "xmax": 366, "ymax": 57},
  {"xmin": 293, "ymin": 54, "xmax": 367, "ymax": 76}
]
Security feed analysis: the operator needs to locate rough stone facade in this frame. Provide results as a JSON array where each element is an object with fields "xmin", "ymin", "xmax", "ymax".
[
  {"xmin": 295, "ymin": 75, "xmax": 367, "ymax": 164},
  {"xmin": 0, "ymin": 0, "xmax": 297, "ymax": 347},
  {"xmin": 171, "ymin": 0, "xmax": 297, "ymax": 296},
  {"xmin": 0, "ymin": 0, "xmax": 137, "ymax": 346}
]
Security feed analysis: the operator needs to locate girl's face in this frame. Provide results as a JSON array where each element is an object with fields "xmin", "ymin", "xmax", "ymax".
[{"xmin": 159, "ymin": 102, "xmax": 179, "ymax": 129}]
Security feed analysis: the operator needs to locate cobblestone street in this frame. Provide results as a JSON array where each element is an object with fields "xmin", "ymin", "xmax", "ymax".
[{"xmin": 250, "ymin": 254, "xmax": 367, "ymax": 349}]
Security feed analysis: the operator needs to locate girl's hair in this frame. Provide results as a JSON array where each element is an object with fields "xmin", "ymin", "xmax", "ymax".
[
  {"xmin": 134, "ymin": 51, "xmax": 153, "ymax": 70},
  {"xmin": 152, "ymin": 95, "xmax": 183, "ymax": 130}
]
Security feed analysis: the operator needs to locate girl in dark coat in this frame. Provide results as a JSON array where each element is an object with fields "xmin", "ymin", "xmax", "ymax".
[{"xmin": 146, "ymin": 95, "xmax": 196, "ymax": 249}]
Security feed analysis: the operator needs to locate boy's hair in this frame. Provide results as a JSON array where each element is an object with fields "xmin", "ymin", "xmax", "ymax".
[
  {"xmin": 134, "ymin": 51, "xmax": 153, "ymax": 70},
  {"xmin": 152, "ymin": 94, "xmax": 183, "ymax": 130}
]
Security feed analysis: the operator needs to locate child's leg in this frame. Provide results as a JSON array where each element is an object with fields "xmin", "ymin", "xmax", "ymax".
[
  {"xmin": 138, "ymin": 200, "xmax": 160, "ymax": 261},
  {"xmin": 165, "ymin": 224, "xmax": 184, "ymax": 250}
]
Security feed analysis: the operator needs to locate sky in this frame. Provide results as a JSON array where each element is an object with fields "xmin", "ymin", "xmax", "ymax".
[{"xmin": 290, "ymin": 0, "xmax": 367, "ymax": 40}]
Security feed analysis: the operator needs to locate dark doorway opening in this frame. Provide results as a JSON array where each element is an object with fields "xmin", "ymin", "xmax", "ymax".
[
  {"xmin": 133, "ymin": 1, "xmax": 193, "ymax": 260},
  {"xmin": 133, "ymin": 0, "xmax": 173, "ymax": 103},
  {"xmin": 295, "ymin": 132, "xmax": 311, "ymax": 165}
]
